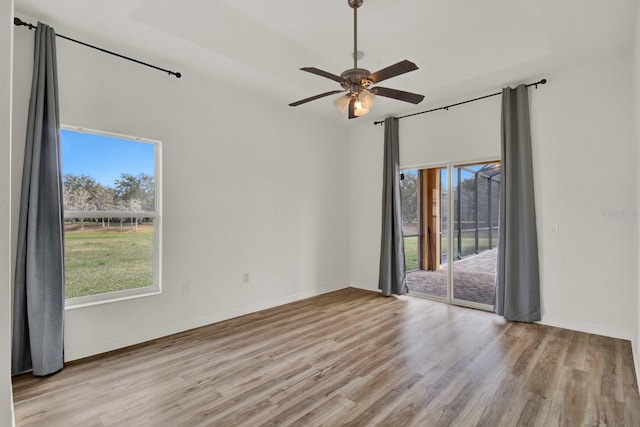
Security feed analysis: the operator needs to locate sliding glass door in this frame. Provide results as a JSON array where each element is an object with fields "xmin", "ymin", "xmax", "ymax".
[
  {"xmin": 403, "ymin": 160, "xmax": 500, "ymax": 310},
  {"xmin": 450, "ymin": 162, "xmax": 500, "ymax": 308}
]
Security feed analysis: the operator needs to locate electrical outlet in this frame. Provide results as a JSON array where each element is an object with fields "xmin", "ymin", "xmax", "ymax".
[
  {"xmin": 243, "ymin": 273, "xmax": 250, "ymax": 284},
  {"xmin": 181, "ymin": 283, "xmax": 189, "ymax": 295},
  {"xmin": 551, "ymin": 223, "xmax": 559, "ymax": 234}
]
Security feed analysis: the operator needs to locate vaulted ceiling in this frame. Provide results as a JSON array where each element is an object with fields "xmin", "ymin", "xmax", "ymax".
[{"xmin": 14, "ymin": 0, "xmax": 637, "ymax": 122}]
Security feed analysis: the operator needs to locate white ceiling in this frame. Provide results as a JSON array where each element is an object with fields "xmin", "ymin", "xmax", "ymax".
[{"xmin": 14, "ymin": 0, "xmax": 638, "ymax": 123}]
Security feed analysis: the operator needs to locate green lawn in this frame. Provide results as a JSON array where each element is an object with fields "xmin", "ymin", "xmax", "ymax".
[
  {"xmin": 404, "ymin": 236, "xmax": 419, "ymax": 270},
  {"xmin": 456, "ymin": 236, "xmax": 495, "ymax": 257},
  {"xmin": 64, "ymin": 223, "xmax": 154, "ymax": 298},
  {"xmin": 404, "ymin": 234, "xmax": 496, "ymax": 270}
]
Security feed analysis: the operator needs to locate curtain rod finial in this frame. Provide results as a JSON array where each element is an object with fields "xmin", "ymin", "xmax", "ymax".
[
  {"xmin": 14, "ymin": 17, "xmax": 35, "ymax": 29},
  {"xmin": 533, "ymin": 78, "xmax": 547, "ymax": 89}
]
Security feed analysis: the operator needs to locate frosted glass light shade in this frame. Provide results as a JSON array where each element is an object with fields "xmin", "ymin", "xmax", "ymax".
[
  {"xmin": 360, "ymin": 90, "xmax": 376, "ymax": 109},
  {"xmin": 353, "ymin": 98, "xmax": 369, "ymax": 117},
  {"xmin": 334, "ymin": 94, "xmax": 351, "ymax": 113}
]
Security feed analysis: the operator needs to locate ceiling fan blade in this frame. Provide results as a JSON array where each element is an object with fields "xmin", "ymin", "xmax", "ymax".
[
  {"xmin": 348, "ymin": 97, "xmax": 356, "ymax": 119},
  {"xmin": 300, "ymin": 67, "xmax": 343, "ymax": 83},
  {"xmin": 289, "ymin": 90, "xmax": 345, "ymax": 107},
  {"xmin": 371, "ymin": 87, "xmax": 425, "ymax": 104},
  {"xmin": 368, "ymin": 60, "xmax": 419, "ymax": 84}
]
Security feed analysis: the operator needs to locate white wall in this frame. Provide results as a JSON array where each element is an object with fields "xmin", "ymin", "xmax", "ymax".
[
  {"xmin": 1, "ymin": 0, "xmax": 15, "ymax": 425},
  {"xmin": 11, "ymin": 20, "xmax": 350, "ymax": 361},
  {"xmin": 533, "ymin": 55, "xmax": 636, "ymax": 339},
  {"xmin": 350, "ymin": 54, "xmax": 637, "ymax": 341}
]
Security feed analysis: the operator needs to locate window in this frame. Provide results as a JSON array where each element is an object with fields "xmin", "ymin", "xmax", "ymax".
[{"xmin": 61, "ymin": 126, "xmax": 161, "ymax": 307}]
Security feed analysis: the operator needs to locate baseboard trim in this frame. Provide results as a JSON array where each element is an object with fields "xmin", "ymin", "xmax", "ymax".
[
  {"xmin": 633, "ymin": 339, "xmax": 640, "ymax": 389},
  {"xmin": 349, "ymin": 281, "xmax": 379, "ymax": 292},
  {"xmin": 64, "ymin": 283, "xmax": 349, "ymax": 362},
  {"xmin": 540, "ymin": 316, "xmax": 633, "ymax": 341},
  {"xmin": 65, "ymin": 284, "xmax": 634, "ymax": 364}
]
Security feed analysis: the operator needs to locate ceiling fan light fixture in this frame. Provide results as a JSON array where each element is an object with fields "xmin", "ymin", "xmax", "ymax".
[
  {"xmin": 360, "ymin": 89, "xmax": 376, "ymax": 109},
  {"xmin": 353, "ymin": 95, "xmax": 369, "ymax": 117},
  {"xmin": 354, "ymin": 107, "xmax": 369, "ymax": 117},
  {"xmin": 333, "ymin": 94, "xmax": 351, "ymax": 113}
]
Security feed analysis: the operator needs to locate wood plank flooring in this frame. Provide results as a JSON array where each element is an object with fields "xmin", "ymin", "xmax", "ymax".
[{"xmin": 12, "ymin": 288, "xmax": 640, "ymax": 426}]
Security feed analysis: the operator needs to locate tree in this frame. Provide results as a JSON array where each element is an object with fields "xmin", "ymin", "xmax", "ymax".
[
  {"xmin": 138, "ymin": 173, "xmax": 155, "ymax": 211},
  {"xmin": 67, "ymin": 187, "xmax": 93, "ymax": 231},
  {"xmin": 400, "ymin": 171, "xmax": 418, "ymax": 224},
  {"xmin": 114, "ymin": 173, "xmax": 142, "ymax": 201},
  {"xmin": 64, "ymin": 174, "xmax": 99, "ymax": 230},
  {"xmin": 64, "ymin": 174, "xmax": 97, "ymax": 199},
  {"xmin": 127, "ymin": 198, "xmax": 143, "ymax": 231},
  {"xmin": 62, "ymin": 172, "xmax": 154, "ymax": 232},
  {"xmin": 115, "ymin": 173, "xmax": 155, "ymax": 211},
  {"xmin": 93, "ymin": 184, "xmax": 116, "ymax": 227}
]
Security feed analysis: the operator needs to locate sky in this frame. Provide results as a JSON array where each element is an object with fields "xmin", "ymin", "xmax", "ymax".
[{"xmin": 61, "ymin": 128, "xmax": 155, "ymax": 187}]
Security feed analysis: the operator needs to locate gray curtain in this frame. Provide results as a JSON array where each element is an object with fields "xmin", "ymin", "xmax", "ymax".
[
  {"xmin": 495, "ymin": 84, "xmax": 540, "ymax": 322},
  {"xmin": 12, "ymin": 23, "xmax": 65, "ymax": 376},
  {"xmin": 378, "ymin": 117, "xmax": 407, "ymax": 296}
]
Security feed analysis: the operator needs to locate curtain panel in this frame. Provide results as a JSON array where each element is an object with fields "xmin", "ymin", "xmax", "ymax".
[
  {"xmin": 378, "ymin": 117, "xmax": 407, "ymax": 296},
  {"xmin": 12, "ymin": 22, "xmax": 65, "ymax": 376},
  {"xmin": 495, "ymin": 84, "xmax": 541, "ymax": 322}
]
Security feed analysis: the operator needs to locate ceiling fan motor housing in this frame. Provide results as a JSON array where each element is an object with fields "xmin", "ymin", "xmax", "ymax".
[{"xmin": 340, "ymin": 68, "xmax": 372, "ymax": 93}]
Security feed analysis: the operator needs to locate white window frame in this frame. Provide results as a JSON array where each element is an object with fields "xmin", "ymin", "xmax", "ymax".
[{"xmin": 62, "ymin": 125, "xmax": 162, "ymax": 309}]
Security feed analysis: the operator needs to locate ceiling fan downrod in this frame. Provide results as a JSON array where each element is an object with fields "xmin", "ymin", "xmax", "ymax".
[{"xmin": 348, "ymin": 0, "xmax": 363, "ymax": 70}]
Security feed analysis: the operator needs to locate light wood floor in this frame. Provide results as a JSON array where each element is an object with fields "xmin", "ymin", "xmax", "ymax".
[{"xmin": 12, "ymin": 288, "xmax": 640, "ymax": 426}]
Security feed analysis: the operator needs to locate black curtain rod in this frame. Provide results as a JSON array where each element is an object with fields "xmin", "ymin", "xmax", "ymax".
[
  {"xmin": 373, "ymin": 78, "xmax": 547, "ymax": 125},
  {"xmin": 14, "ymin": 17, "xmax": 182, "ymax": 79}
]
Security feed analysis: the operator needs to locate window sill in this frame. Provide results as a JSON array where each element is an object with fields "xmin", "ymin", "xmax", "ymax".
[{"xmin": 65, "ymin": 287, "xmax": 161, "ymax": 310}]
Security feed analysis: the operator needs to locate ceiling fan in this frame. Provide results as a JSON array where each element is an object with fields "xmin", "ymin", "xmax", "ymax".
[{"xmin": 289, "ymin": 0, "xmax": 425, "ymax": 119}]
